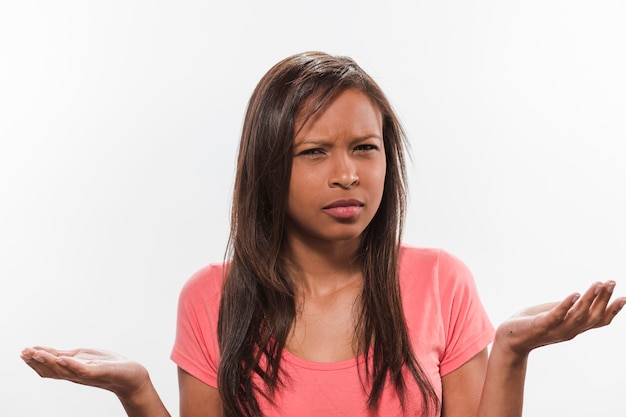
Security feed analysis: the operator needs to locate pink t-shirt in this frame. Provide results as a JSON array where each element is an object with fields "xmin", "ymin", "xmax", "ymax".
[{"xmin": 171, "ymin": 245, "xmax": 495, "ymax": 416}]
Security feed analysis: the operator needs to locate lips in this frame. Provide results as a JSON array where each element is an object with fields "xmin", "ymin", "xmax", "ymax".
[
  {"xmin": 322, "ymin": 199, "xmax": 364, "ymax": 219},
  {"xmin": 323, "ymin": 199, "xmax": 364, "ymax": 209}
]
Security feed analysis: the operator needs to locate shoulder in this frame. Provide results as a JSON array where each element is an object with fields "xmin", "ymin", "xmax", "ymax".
[
  {"xmin": 178, "ymin": 262, "xmax": 228, "ymax": 306},
  {"xmin": 172, "ymin": 263, "xmax": 227, "ymax": 387},
  {"xmin": 399, "ymin": 244, "xmax": 472, "ymax": 280},
  {"xmin": 398, "ymin": 244, "xmax": 479, "ymax": 302}
]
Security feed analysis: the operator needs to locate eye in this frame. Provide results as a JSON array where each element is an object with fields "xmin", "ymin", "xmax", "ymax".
[
  {"xmin": 297, "ymin": 148, "xmax": 325, "ymax": 157},
  {"xmin": 354, "ymin": 144, "xmax": 379, "ymax": 152}
]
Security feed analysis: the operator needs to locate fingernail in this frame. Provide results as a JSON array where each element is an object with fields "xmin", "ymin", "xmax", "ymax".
[
  {"xmin": 33, "ymin": 355, "xmax": 45, "ymax": 363},
  {"xmin": 607, "ymin": 282, "xmax": 616, "ymax": 294}
]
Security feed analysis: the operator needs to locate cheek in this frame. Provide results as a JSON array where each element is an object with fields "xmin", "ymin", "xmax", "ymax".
[
  {"xmin": 371, "ymin": 159, "xmax": 387, "ymax": 196},
  {"xmin": 287, "ymin": 167, "xmax": 319, "ymax": 208},
  {"xmin": 290, "ymin": 163, "xmax": 325, "ymax": 191}
]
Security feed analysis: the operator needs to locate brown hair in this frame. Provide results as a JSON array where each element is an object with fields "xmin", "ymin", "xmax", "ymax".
[{"xmin": 218, "ymin": 51, "xmax": 439, "ymax": 417}]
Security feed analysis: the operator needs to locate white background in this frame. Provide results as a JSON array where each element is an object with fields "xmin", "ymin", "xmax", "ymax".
[{"xmin": 2, "ymin": 1, "xmax": 625, "ymax": 415}]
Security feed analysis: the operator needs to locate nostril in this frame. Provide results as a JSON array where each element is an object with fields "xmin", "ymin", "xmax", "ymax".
[{"xmin": 331, "ymin": 175, "xmax": 359, "ymax": 189}]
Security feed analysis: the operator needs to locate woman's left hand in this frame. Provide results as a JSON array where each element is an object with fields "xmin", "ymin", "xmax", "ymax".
[{"xmin": 495, "ymin": 280, "xmax": 626, "ymax": 357}]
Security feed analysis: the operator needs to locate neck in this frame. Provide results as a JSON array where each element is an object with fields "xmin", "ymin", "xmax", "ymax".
[{"xmin": 283, "ymin": 235, "xmax": 362, "ymax": 297}]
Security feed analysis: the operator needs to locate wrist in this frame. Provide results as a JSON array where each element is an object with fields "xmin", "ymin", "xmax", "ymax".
[
  {"xmin": 116, "ymin": 376, "xmax": 169, "ymax": 417},
  {"xmin": 492, "ymin": 327, "xmax": 532, "ymax": 366},
  {"xmin": 115, "ymin": 369, "xmax": 151, "ymax": 404}
]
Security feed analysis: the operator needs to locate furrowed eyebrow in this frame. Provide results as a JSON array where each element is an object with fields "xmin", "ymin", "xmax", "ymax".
[
  {"xmin": 294, "ymin": 139, "xmax": 329, "ymax": 146},
  {"xmin": 355, "ymin": 134, "xmax": 383, "ymax": 142},
  {"xmin": 293, "ymin": 134, "xmax": 382, "ymax": 148}
]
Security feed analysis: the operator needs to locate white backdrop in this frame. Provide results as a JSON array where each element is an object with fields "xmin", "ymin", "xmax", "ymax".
[{"xmin": 2, "ymin": 1, "xmax": 625, "ymax": 415}]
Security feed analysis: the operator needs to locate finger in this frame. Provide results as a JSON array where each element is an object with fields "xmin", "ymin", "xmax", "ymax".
[
  {"xmin": 540, "ymin": 293, "xmax": 580, "ymax": 327},
  {"xmin": 32, "ymin": 346, "xmax": 82, "ymax": 358},
  {"xmin": 569, "ymin": 281, "xmax": 617, "ymax": 328},
  {"xmin": 55, "ymin": 355, "xmax": 93, "ymax": 377},
  {"xmin": 31, "ymin": 349, "xmax": 62, "ymax": 364},
  {"xmin": 33, "ymin": 351, "xmax": 94, "ymax": 381},
  {"xmin": 20, "ymin": 347, "xmax": 35, "ymax": 360},
  {"xmin": 21, "ymin": 346, "xmax": 73, "ymax": 368},
  {"xmin": 32, "ymin": 349, "xmax": 89, "ymax": 372},
  {"xmin": 586, "ymin": 281, "xmax": 617, "ymax": 325},
  {"xmin": 31, "ymin": 346, "xmax": 61, "ymax": 356},
  {"xmin": 21, "ymin": 352, "xmax": 65, "ymax": 379},
  {"xmin": 23, "ymin": 361, "xmax": 54, "ymax": 378},
  {"xmin": 565, "ymin": 282, "xmax": 604, "ymax": 324},
  {"xmin": 596, "ymin": 297, "xmax": 626, "ymax": 327}
]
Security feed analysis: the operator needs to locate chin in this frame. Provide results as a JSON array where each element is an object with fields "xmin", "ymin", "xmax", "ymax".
[
  {"xmin": 286, "ymin": 218, "xmax": 370, "ymax": 245},
  {"xmin": 321, "ymin": 227, "xmax": 367, "ymax": 243}
]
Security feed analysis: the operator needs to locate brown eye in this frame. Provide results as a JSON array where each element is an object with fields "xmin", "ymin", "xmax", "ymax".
[
  {"xmin": 298, "ymin": 148, "xmax": 325, "ymax": 157},
  {"xmin": 354, "ymin": 144, "xmax": 378, "ymax": 152}
]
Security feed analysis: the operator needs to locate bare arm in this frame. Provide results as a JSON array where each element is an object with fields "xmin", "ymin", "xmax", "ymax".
[
  {"xmin": 178, "ymin": 367, "xmax": 221, "ymax": 417},
  {"xmin": 441, "ymin": 348, "xmax": 489, "ymax": 417},
  {"xmin": 477, "ymin": 280, "xmax": 625, "ymax": 417},
  {"xmin": 439, "ymin": 281, "xmax": 624, "ymax": 417}
]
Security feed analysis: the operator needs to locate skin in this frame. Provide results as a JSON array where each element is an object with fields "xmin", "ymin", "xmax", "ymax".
[
  {"xmin": 21, "ymin": 90, "xmax": 626, "ymax": 417},
  {"xmin": 284, "ymin": 89, "xmax": 385, "ymax": 363},
  {"xmin": 285, "ymin": 88, "xmax": 385, "ymax": 247}
]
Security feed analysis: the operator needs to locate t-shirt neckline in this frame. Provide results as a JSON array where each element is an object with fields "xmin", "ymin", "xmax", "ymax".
[{"xmin": 281, "ymin": 348, "xmax": 368, "ymax": 370}]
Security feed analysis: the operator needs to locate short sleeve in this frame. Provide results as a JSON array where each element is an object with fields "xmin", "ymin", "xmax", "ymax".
[
  {"xmin": 437, "ymin": 250, "xmax": 495, "ymax": 376},
  {"xmin": 170, "ymin": 264, "xmax": 224, "ymax": 388}
]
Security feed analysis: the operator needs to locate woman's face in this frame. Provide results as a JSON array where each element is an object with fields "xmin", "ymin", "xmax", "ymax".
[{"xmin": 285, "ymin": 89, "xmax": 386, "ymax": 246}]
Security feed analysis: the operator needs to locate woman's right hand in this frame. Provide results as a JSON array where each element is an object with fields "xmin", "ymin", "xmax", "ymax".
[
  {"xmin": 20, "ymin": 346, "xmax": 149, "ymax": 399},
  {"xmin": 21, "ymin": 346, "xmax": 171, "ymax": 417}
]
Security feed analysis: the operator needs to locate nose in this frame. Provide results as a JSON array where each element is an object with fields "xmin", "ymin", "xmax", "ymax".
[{"xmin": 329, "ymin": 153, "xmax": 359, "ymax": 189}]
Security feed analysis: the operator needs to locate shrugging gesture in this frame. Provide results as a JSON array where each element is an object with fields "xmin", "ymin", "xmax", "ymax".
[
  {"xmin": 19, "ymin": 52, "xmax": 626, "ymax": 417},
  {"xmin": 21, "ymin": 281, "xmax": 624, "ymax": 417}
]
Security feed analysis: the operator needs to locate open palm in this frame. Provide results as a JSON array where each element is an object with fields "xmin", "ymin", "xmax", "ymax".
[
  {"xmin": 21, "ymin": 347, "xmax": 148, "ymax": 397},
  {"xmin": 496, "ymin": 281, "xmax": 625, "ymax": 355}
]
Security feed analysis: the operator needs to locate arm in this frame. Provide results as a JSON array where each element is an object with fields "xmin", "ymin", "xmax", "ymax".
[
  {"xmin": 477, "ymin": 280, "xmax": 625, "ymax": 417},
  {"xmin": 441, "ymin": 348, "xmax": 489, "ymax": 417},
  {"xmin": 20, "ymin": 347, "xmax": 170, "ymax": 417},
  {"xmin": 178, "ymin": 367, "xmax": 221, "ymax": 417}
]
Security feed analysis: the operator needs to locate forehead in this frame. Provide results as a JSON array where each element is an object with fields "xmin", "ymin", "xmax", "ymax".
[{"xmin": 294, "ymin": 89, "xmax": 383, "ymax": 140}]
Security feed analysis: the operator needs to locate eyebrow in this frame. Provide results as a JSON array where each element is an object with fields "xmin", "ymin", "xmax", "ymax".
[{"xmin": 293, "ymin": 134, "xmax": 383, "ymax": 148}]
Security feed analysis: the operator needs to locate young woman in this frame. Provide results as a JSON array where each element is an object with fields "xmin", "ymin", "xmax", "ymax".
[{"xmin": 21, "ymin": 51, "xmax": 625, "ymax": 417}]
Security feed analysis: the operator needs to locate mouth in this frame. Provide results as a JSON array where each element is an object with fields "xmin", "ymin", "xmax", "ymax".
[
  {"xmin": 322, "ymin": 199, "xmax": 364, "ymax": 219},
  {"xmin": 323, "ymin": 199, "xmax": 364, "ymax": 209}
]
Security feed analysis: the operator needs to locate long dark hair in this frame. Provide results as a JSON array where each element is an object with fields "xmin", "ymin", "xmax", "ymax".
[{"xmin": 217, "ymin": 51, "xmax": 439, "ymax": 416}]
